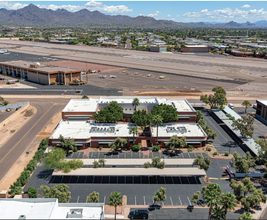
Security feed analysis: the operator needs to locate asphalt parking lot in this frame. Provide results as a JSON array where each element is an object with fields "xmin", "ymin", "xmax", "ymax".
[
  {"xmin": 129, "ymin": 207, "xmax": 241, "ymax": 219},
  {"xmin": 197, "ymin": 108, "xmax": 246, "ymax": 156}
]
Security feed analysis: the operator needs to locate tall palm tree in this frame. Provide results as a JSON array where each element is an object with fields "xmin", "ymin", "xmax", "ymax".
[
  {"xmin": 59, "ymin": 134, "xmax": 76, "ymax": 154},
  {"xmin": 129, "ymin": 126, "xmax": 138, "ymax": 143},
  {"xmin": 132, "ymin": 98, "xmax": 140, "ymax": 111},
  {"xmin": 108, "ymin": 191, "xmax": 123, "ymax": 220},
  {"xmin": 211, "ymin": 204, "xmax": 225, "ymax": 220},
  {"xmin": 221, "ymin": 192, "xmax": 237, "ymax": 217},
  {"xmin": 152, "ymin": 115, "xmax": 163, "ymax": 143}
]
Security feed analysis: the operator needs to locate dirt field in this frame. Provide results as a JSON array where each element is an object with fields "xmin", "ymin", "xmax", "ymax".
[{"xmin": 43, "ymin": 60, "xmax": 127, "ymax": 73}]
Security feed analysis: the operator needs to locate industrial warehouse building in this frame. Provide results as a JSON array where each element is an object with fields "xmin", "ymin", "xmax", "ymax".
[
  {"xmin": 150, "ymin": 46, "xmax": 167, "ymax": 53},
  {"xmin": 49, "ymin": 97, "xmax": 207, "ymax": 149},
  {"xmin": 182, "ymin": 45, "xmax": 210, "ymax": 53},
  {"xmin": 0, "ymin": 60, "xmax": 82, "ymax": 85}
]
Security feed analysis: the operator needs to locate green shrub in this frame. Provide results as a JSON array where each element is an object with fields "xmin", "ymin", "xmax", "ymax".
[
  {"xmin": 10, "ymin": 182, "xmax": 22, "ymax": 196},
  {"xmin": 50, "ymin": 82, "xmax": 55, "ymax": 85},
  {"xmin": 73, "ymin": 146, "xmax": 78, "ymax": 152},
  {"xmin": 225, "ymin": 152, "xmax": 229, "ymax": 156},
  {"xmin": 188, "ymin": 145, "xmax": 195, "ymax": 152},
  {"xmin": 17, "ymin": 171, "xmax": 30, "ymax": 186},
  {"xmin": 24, "ymin": 160, "xmax": 37, "ymax": 173},
  {"xmin": 60, "ymin": 82, "xmax": 65, "ymax": 85},
  {"xmin": 99, "ymin": 146, "xmax": 103, "ymax": 151},
  {"xmin": 3, "ymin": 101, "xmax": 9, "ymax": 105},
  {"xmin": 33, "ymin": 149, "xmax": 45, "ymax": 162},
  {"xmin": 39, "ymin": 137, "xmax": 49, "ymax": 150},
  {"xmin": 157, "ymin": 161, "xmax": 165, "ymax": 169},
  {"xmin": 153, "ymin": 145, "xmax": 160, "ymax": 152},
  {"xmin": 144, "ymin": 162, "xmax": 152, "ymax": 168},
  {"xmin": 82, "ymin": 95, "xmax": 88, "ymax": 99},
  {"xmin": 152, "ymin": 157, "xmax": 161, "ymax": 167},
  {"xmin": 69, "ymin": 83, "xmax": 79, "ymax": 85},
  {"xmin": 132, "ymin": 145, "xmax": 140, "ymax": 152},
  {"xmin": 93, "ymin": 161, "xmax": 99, "ymax": 168},
  {"xmin": 207, "ymin": 147, "xmax": 211, "ymax": 151},
  {"xmin": 213, "ymin": 152, "xmax": 218, "ymax": 156},
  {"xmin": 28, "ymin": 186, "xmax": 38, "ymax": 198}
]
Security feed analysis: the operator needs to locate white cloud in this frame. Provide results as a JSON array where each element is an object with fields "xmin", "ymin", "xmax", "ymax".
[
  {"xmin": 176, "ymin": 15, "xmax": 180, "ymax": 17},
  {"xmin": 183, "ymin": 7, "xmax": 267, "ymax": 22},
  {"xmin": 139, "ymin": 14, "xmax": 144, "ymax": 16},
  {"xmin": 167, "ymin": 14, "xmax": 171, "ymax": 17},
  {"xmin": 0, "ymin": 1, "xmax": 133, "ymax": 14},
  {"xmin": 241, "ymin": 4, "xmax": 251, "ymax": 8},
  {"xmin": 147, "ymin": 11, "xmax": 160, "ymax": 17}
]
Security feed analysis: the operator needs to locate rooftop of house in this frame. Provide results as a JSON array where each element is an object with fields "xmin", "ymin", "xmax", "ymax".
[{"xmin": 257, "ymin": 100, "xmax": 267, "ymax": 106}]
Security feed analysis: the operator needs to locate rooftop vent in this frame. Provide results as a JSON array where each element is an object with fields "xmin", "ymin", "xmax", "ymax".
[{"xmin": 18, "ymin": 215, "xmax": 26, "ymax": 219}]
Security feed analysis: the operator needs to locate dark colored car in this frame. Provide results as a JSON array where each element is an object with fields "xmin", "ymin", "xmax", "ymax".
[{"xmin": 128, "ymin": 210, "xmax": 149, "ymax": 219}]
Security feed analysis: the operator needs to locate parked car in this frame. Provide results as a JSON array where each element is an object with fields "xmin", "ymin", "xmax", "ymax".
[
  {"xmin": 228, "ymin": 103, "xmax": 234, "ymax": 109},
  {"xmin": 128, "ymin": 210, "xmax": 148, "ymax": 219},
  {"xmin": 253, "ymin": 104, "xmax": 257, "ymax": 109}
]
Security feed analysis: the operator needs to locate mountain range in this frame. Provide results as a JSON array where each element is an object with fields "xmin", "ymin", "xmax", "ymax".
[{"xmin": 0, "ymin": 4, "xmax": 267, "ymax": 27}]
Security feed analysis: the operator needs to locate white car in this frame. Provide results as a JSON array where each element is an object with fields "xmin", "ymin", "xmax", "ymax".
[
  {"xmin": 91, "ymin": 70, "xmax": 98, "ymax": 73},
  {"xmin": 228, "ymin": 103, "xmax": 234, "ymax": 109},
  {"xmin": 110, "ymin": 75, "xmax": 116, "ymax": 78},
  {"xmin": 148, "ymin": 74, "xmax": 152, "ymax": 77},
  {"xmin": 52, "ymin": 58, "xmax": 58, "ymax": 61},
  {"xmin": 99, "ymin": 75, "xmax": 107, "ymax": 78}
]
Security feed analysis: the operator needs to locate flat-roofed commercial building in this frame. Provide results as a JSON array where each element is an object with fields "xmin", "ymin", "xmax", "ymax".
[
  {"xmin": 0, "ymin": 60, "xmax": 82, "ymax": 85},
  {"xmin": 62, "ymin": 97, "xmax": 196, "ymax": 122},
  {"xmin": 182, "ymin": 45, "xmax": 210, "ymax": 53},
  {"xmin": 0, "ymin": 198, "xmax": 104, "ymax": 219},
  {"xmin": 256, "ymin": 100, "xmax": 267, "ymax": 120}
]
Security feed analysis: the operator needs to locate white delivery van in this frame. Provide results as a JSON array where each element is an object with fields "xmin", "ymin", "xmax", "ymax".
[{"xmin": 228, "ymin": 103, "xmax": 234, "ymax": 109}]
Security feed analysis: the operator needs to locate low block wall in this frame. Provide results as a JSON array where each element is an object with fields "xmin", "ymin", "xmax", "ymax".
[{"xmin": 0, "ymin": 102, "xmax": 29, "ymax": 129}]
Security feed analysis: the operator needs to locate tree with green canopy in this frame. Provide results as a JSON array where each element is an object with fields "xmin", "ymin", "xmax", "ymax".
[
  {"xmin": 193, "ymin": 154, "xmax": 211, "ymax": 171},
  {"xmin": 239, "ymin": 212, "xmax": 254, "ymax": 220},
  {"xmin": 221, "ymin": 192, "xmax": 237, "ymax": 217},
  {"xmin": 129, "ymin": 126, "xmax": 138, "ymax": 143},
  {"xmin": 87, "ymin": 191, "xmax": 99, "ymax": 203},
  {"xmin": 230, "ymin": 152, "xmax": 256, "ymax": 174},
  {"xmin": 40, "ymin": 184, "xmax": 71, "ymax": 203},
  {"xmin": 43, "ymin": 147, "xmax": 66, "ymax": 170},
  {"xmin": 131, "ymin": 109, "xmax": 152, "ymax": 131},
  {"xmin": 108, "ymin": 191, "xmax": 123, "ymax": 220},
  {"xmin": 240, "ymin": 189, "xmax": 266, "ymax": 211},
  {"xmin": 242, "ymin": 100, "xmax": 252, "ymax": 113},
  {"xmin": 232, "ymin": 113, "xmax": 255, "ymax": 139},
  {"xmin": 200, "ymin": 86, "xmax": 227, "ymax": 109},
  {"xmin": 151, "ymin": 103, "xmax": 178, "ymax": 123},
  {"xmin": 196, "ymin": 110, "xmax": 204, "ymax": 123},
  {"xmin": 230, "ymin": 177, "xmax": 256, "ymax": 200},
  {"xmin": 132, "ymin": 98, "xmax": 140, "ymax": 111},
  {"xmin": 191, "ymin": 191, "xmax": 200, "ymax": 204},
  {"xmin": 153, "ymin": 187, "xmax": 167, "ymax": 205},
  {"xmin": 93, "ymin": 101, "xmax": 123, "ymax": 123},
  {"xmin": 28, "ymin": 186, "xmax": 38, "ymax": 198},
  {"xmin": 109, "ymin": 137, "xmax": 127, "ymax": 151},
  {"xmin": 166, "ymin": 136, "xmax": 187, "ymax": 152},
  {"xmin": 152, "ymin": 115, "xmax": 163, "ymax": 143},
  {"xmin": 256, "ymin": 138, "xmax": 267, "ymax": 166}
]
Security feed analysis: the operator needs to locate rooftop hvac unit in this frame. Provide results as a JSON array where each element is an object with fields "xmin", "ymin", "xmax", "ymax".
[{"xmin": 18, "ymin": 215, "xmax": 26, "ymax": 219}]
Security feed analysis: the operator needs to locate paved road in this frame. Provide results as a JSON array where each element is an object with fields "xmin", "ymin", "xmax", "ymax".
[{"xmin": 0, "ymin": 101, "xmax": 65, "ymax": 181}]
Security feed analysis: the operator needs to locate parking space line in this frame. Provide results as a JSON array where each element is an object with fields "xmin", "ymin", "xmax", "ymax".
[
  {"xmin": 70, "ymin": 153, "xmax": 73, "ymax": 158},
  {"xmin": 194, "ymin": 176, "xmax": 198, "ymax": 184},
  {"xmin": 104, "ymin": 196, "xmax": 106, "ymax": 205},
  {"xmin": 100, "ymin": 176, "xmax": 103, "ymax": 183},
  {"xmin": 111, "ymin": 154, "xmax": 113, "ymax": 158},
  {"xmin": 171, "ymin": 177, "xmax": 174, "ymax": 184},
  {"xmin": 187, "ymin": 177, "xmax": 190, "ymax": 184},
  {"xmin": 131, "ymin": 152, "xmax": 132, "ymax": 158},
  {"xmin": 98, "ymin": 152, "xmax": 100, "ymax": 158},
  {"xmin": 170, "ymin": 197, "xmax": 173, "ymax": 206},
  {"xmin": 201, "ymin": 153, "xmax": 204, "ymax": 158},
  {"xmin": 178, "ymin": 196, "xmax": 182, "ymax": 206},
  {"xmin": 77, "ymin": 196, "xmax": 80, "ymax": 203},
  {"xmin": 194, "ymin": 153, "xmax": 196, "ymax": 158},
  {"xmin": 76, "ymin": 176, "xmax": 79, "ymax": 183},
  {"xmin": 104, "ymin": 153, "xmax": 106, "ymax": 158},
  {"xmin": 135, "ymin": 196, "xmax": 136, "ymax": 205},
  {"xmin": 187, "ymin": 197, "xmax": 192, "ymax": 206},
  {"xmin": 182, "ymin": 153, "xmax": 184, "ymax": 158},
  {"xmin": 86, "ymin": 196, "xmax": 88, "ymax": 203},
  {"xmin": 67, "ymin": 199, "xmax": 70, "ymax": 203},
  {"xmin": 188, "ymin": 153, "xmax": 191, "ymax": 158},
  {"xmin": 144, "ymin": 196, "xmax": 146, "ymax": 205},
  {"xmin": 162, "ymin": 201, "xmax": 164, "ymax": 206},
  {"xmin": 60, "ymin": 176, "xmax": 63, "ymax": 183}
]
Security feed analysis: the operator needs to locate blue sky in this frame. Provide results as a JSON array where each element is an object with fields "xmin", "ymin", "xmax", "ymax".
[{"xmin": 1, "ymin": 1, "xmax": 267, "ymax": 22}]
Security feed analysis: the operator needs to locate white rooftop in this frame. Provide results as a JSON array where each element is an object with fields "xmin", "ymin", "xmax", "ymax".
[
  {"xmin": 184, "ymin": 45, "xmax": 209, "ymax": 48},
  {"xmin": 0, "ymin": 199, "xmax": 104, "ymax": 219},
  {"xmin": 50, "ymin": 120, "xmax": 137, "ymax": 140},
  {"xmin": 63, "ymin": 98, "xmax": 99, "ymax": 112},
  {"xmin": 151, "ymin": 123, "xmax": 207, "ymax": 138},
  {"xmin": 257, "ymin": 100, "xmax": 267, "ymax": 106},
  {"xmin": 62, "ymin": 97, "xmax": 195, "ymax": 113}
]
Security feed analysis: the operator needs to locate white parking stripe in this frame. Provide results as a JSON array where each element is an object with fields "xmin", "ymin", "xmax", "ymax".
[
  {"xmin": 170, "ymin": 197, "xmax": 173, "ymax": 206},
  {"xmin": 104, "ymin": 196, "xmax": 106, "ymax": 205},
  {"xmin": 135, "ymin": 196, "xmax": 136, "ymax": 205},
  {"xmin": 188, "ymin": 153, "xmax": 191, "ymax": 158},
  {"xmin": 187, "ymin": 196, "xmax": 192, "ymax": 206},
  {"xmin": 178, "ymin": 196, "xmax": 182, "ymax": 206},
  {"xmin": 144, "ymin": 196, "xmax": 146, "ymax": 205},
  {"xmin": 77, "ymin": 196, "xmax": 80, "ymax": 203},
  {"xmin": 182, "ymin": 153, "xmax": 184, "ymax": 158},
  {"xmin": 86, "ymin": 196, "xmax": 88, "ymax": 203}
]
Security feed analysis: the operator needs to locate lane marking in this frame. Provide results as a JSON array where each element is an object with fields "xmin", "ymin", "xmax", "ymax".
[
  {"xmin": 77, "ymin": 196, "xmax": 80, "ymax": 203},
  {"xmin": 178, "ymin": 196, "xmax": 182, "ymax": 206},
  {"xmin": 209, "ymin": 177, "xmax": 219, "ymax": 180},
  {"xmin": 187, "ymin": 197, "xmax": 192, "ymax": 206},
  {"xmin": 0, "ymin": 104, "xmax": 55, "ymax": 163},
  {"xmin": 170, "ymin": 197, "xmax": 173, "ymax": 206},
  {"xmin": 104, "ymin": 196, "xmax": 106, "ymax": 205},
  {"xmin": 144, "ymin": 196, "xmax": 146, "ymax": 205}
]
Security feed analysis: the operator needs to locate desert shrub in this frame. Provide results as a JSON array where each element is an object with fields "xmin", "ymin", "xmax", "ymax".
[
  {"xmin": 157, "ymin": 161, "xmax": 165, "ymax": 169},
  {"xmin": 73, "ymin": 146, "xmax": 78, "ymax": 152},
  {"xmin": 39, "ymin": 137, "xmax": 49, "ymax": 150},
  {"xmin": 82, "ymin": 95, "xmax": 88, "ymax": 99},
  {"xmin": 10, "ymin": 182, "xmax": 22, "ymax": 196},
  {"xmin": 225, "ymin": 152, "xmax": 229, "ymax": 156},
  {"xmin": 3, "ymin": 101, "xmax": 9, "ymax": 105},
  {"xmin": 28, "ymin": 186, "xmax": 38, "ymax": 198},
  {"xmin": 207, "ymin": 147, "xmax": 211, "ymax": 152},
  {"xmin": 99, "ymin": 146, "xmax": 103, "ymax": 151},
  {"xmin": 213, "ymin": 152, "xmax": 218, "ymax": 156},
  {"xmin": 24, "ymin": 160, "xmax": 37, "ymax": 173},
  {"xmin": 152, "ymin": 157, "xmax": 161, "ymax": 167},
  {"xmin": 188, "ymin": 145, "xmax": 195, "ymax": 152},
  {"xmin": 50, "ymin": 82, "xmax": 55, "ymax": 85},
  {"xmin": 60, "ymin": 82, "xmax": 65, "ymax": 85},
  {"xmin": 17, "ymin": 171, "xmax": 30, "ymax": 186},
  {"xmin": 33, "ymin": 149, "xmax": 45, "ymax": 162},
  {"xmin": 144, "ymin": 162, "xmax": 152, "ymax": 168},
  {"xmin": 153, "ymin": 145, "xmax": 160, "ymax": 152},
  {"xmin": 132, "ymin": 145, "xmax": 140, "ymax": 152}
]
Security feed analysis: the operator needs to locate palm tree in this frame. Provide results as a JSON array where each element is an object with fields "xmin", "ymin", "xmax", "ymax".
[
  {"xmin": 59, "ymin": 134, "xmax": 77, "ymax": 154},
  {"xmin": 108, "ymin": 191, "xmax": 123, "ymax": 220},
  {"xmin": 152, "ymin": 115, "xmax": 163, "ymax": 143},
  {"xmin": 221, "ymin": 192, "xmax": 237, "ymax": 217},
  {"xmin": 129, "ymin": 126, "xmax": 138, "ymax": 143},
  {"xmin": 166, "ymin": 136, "xmax": 187, "ymax": 153},
  {"xmin": 211, "ymin": 204, "xmax": 225, "ymax": 220},
  {"xmin": 109, "ymin": 137, "xmax": 127, "ymax": 151},
  {"xmin": 132, "ymin": 98, "xmax": 140, "ymax": 111},
  {"xmin": 242, "ymin": 100, "xmax": 252, "ymax": 113}
]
